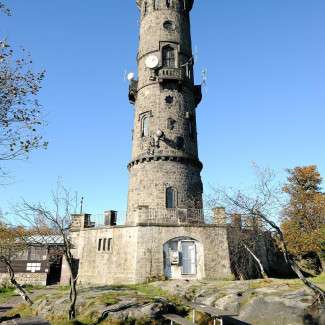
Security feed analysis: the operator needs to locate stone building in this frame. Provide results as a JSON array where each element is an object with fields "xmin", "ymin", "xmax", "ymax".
[
  {"xmin": 0, "ymin": 236, "xmax": 64, "ymax": 286},
  {"xmin": 66, "ymin": 0, "xmax": 232, "ymax": 285}
]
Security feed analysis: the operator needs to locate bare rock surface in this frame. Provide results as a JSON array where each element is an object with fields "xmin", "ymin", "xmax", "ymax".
[{"xmin": 152, "ymin": 279, "xmax": 322, "ymax": 325}]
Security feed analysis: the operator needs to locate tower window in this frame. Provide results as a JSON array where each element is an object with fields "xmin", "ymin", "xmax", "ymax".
[
  {"xmin": 154, "ymin": 0, "xmax": 159, "ymax": 10},
  {"xmin": 166, "ymin": 187, "xmax": 176, "ymax": 209},
  {"xmin": 167, "ymin": 118, "xmax": 176, "ymax": 130},
  {"xmin": 165, "ymin": 95, "xmax": 174, "ymax": 105},
  {"xmin": 162, "ymin": 46, "xmax": 176, "ymax": 68},
  {"xmin": 163, "ymin": 20, "xmax": 175, "ymax": 31},
  {"xmin": 189, "ymin": 120, "xmax": 194, "ymax": 139},
  {"xmin": 166, "ymin": 0, "xmax": 171, "ymax": 8},
  {"xmin": 141, "ymin": 115, "xmax": 149, "ymax": 137},
  {"xmin": 144, "ymin": 1, "xmax": 148, "ymax": 14}
]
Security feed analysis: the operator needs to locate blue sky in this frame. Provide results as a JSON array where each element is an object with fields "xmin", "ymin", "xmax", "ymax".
[{"xmin": 1, "ymin": 0, "xmax": 324, "ymax": 221}]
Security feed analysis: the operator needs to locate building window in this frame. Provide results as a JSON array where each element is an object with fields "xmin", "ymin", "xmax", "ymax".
[
  {"xmin": 165, "ymin": 95, "xmax": 174, "ymax": 105},
  {"xmin": 166, "ymin": 0, "xmax": 171, "ymax": 8},
  {"xmin": 163, "ymin": 20, "xmax": 175, "ymax": 31},
  {"xmin": 141, "ymin": 115, "xmax": 149, "ymax": 137},
  {"xmin": 167, "ymin": 118, "xmax": 176, "ymax": 130},
  {"xmin": 98, "ymin": 238, "xmax": 112, "ymax": 252},
  {"xmin": 154, "ymin": 0, "xmax": 159, "ymax": 10},
  {"xmin": 26, "ymin": 262, "xmax": 41, "ymax": 273},
  {"xmin": 107, "ymin": 238, "xmax": 112, "ymax": 251},
  {"xmin": 189, "ymin": 118, "xmax": 195, "ymax": 139},
  {"xmin": 176, "ymin": 136, "xmax": 184, "ymax": 149},
  {"xmin": 144, "ymin": 1, "xmax": 148, "ymax": 15},
  {"xmin": 162, "ymin": 46, "xmax": 176, "ymax": 68},
  {"xmin": 166, "ymin": 187, "xmax": 176, "ymax": 209},
  {"xmin": 179, "ymin": 0, "xmax": 184, "ymax": 10}
]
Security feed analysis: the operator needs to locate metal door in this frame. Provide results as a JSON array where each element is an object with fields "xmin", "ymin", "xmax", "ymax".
[{"xmin": 181, "ymin": 241, "xmax": 196, "ymax": 275}]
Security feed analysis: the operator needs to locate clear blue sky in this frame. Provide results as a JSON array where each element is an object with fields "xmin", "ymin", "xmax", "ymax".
[{"xmin": 1, "ymin": 0, "xmax": 324, "ymax": 220}]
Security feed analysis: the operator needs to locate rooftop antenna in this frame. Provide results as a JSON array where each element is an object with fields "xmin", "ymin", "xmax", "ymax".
[
  {"xmin": 74, "ymin": 191, "xmax": 78, "ymax": 213},
  {"xmin": 194, "ymin": 45, "xmax": 198, "ymax": 64},
  {"xmin": 80, "ymin": 196, "xmax": 84, "ymax": 214},
  {"xmin": 201, "ymin": 68, "xmax": 208, "ymax": 94}
]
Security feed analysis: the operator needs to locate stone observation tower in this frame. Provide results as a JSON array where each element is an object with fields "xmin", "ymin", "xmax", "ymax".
[
  {"xmin": 67, "ymin": 1, "xmax": 232, "ymax": 285},
  {"xmin": 127, "ymin": 0, "xmax": 204, "ymax": 225}
]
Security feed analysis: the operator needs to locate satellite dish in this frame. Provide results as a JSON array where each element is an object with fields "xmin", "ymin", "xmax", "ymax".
[
  {"xmin": 145, "ymin": 55, "xmax": 159, "ymax": 69},
  {"xmin": 127, "ymin": 72, "xmax": 135, "ymax": 81}
]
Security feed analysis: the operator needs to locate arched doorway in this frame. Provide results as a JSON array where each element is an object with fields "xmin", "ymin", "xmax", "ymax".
[{"xmin": 163, "ymin": 237, "xmax": 204, "ymax": 280}]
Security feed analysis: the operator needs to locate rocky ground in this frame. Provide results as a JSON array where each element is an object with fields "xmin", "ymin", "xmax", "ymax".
[{"xmin": 1, "ymin": 276, "xmax": 325, "ymax": 325}]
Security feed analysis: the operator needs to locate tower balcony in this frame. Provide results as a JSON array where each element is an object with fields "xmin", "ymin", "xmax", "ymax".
[{"xmin": 158, "ymin": 68, "xmax": 185, "ymax": 83}]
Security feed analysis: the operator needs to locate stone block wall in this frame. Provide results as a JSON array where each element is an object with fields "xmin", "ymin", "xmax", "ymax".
[
  {"xmin": 134, "ymin": 225, "xmax": 232, "ymax": 283},
  {"xmin": 69, "ymin": 224, "xmax": 231, "ymax": 285},
  {"xmin": 0, "ymin": 272, "xmax": 47, "ymax": 286}
]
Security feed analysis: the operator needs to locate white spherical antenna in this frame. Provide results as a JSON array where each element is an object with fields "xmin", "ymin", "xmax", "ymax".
[
  {"xmin": 127, "ymin": 72, "xmax": 135, "ymax": 81},
  {"xmin": 145, "ymin": 55, "xmax": 159, "ymax": 69}
]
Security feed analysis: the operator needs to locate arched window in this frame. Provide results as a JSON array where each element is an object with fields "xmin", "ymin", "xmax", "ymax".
[
  {"xmin": 154, "ymin": 0, "xmax": 159, "ymax": 10},
  {"xmin": 166, "ymin": 187, "xmax": 176, "ymax": 208},
  {"xmin": 141, "ymin": 115, "xmax": 149, "ymax": 137},
  {"xmin": 166, "ymin": 0, "xmax": 171, "ymax": 8},
  {"xmin": 144, "ymin": 1, "xmax": 148, "ymax": 15},
  {"xmin": 162, "ymin": 46, "xmax": 176, "ymax": 68}
]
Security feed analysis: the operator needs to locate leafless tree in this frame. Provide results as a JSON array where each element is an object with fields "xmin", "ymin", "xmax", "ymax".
[
  {"xmin": 225, "ymin": 214, "xmax": 269, "ymax": 280},
  {"xmin": 0, "ymin": 221, "xmax": 33, "ymax": 305},
  {"xmin": 209, "ymin": 165, "xmax": 325, "ymax": 306},
  {"xmin": 15, "ymin": 183, "xmax": 79, "ymax": 320}
]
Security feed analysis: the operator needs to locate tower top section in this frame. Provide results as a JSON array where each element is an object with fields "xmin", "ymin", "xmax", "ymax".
[{"xmin": 136, "ymin": 0, "xmax": 194, "ymax": 12}]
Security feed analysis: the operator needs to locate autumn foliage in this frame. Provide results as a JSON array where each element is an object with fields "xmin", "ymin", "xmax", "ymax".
[{"xmin": 281, "ymin": 166, "xmax": 325, "ymax": 262}]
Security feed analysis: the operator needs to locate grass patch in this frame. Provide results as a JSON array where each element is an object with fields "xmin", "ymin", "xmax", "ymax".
[
  {"xmin": 124, "ymin": 284, "xmax": 168, "ymax": 298},
  {"xmin": 96, "ymin": 292, "xmax": 120, "ymax": 306},
  {"xmin": 57, "ymin": 285, "xmax": 71, "ymax": 292},
  {"xmin": 6, "ymin": 303, "xmax": 35, "ymax": 318},
  {"xmin": 0, "ymin": 286, "xmax": 17, "ymax": 303}
]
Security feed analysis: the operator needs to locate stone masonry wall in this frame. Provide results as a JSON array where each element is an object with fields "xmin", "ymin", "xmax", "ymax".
[
  {"xmin": 0, "ymin": 272, "xmax": 47, "ymax": 286},
  {"xmin": 127, "ymin": 161, "xmax": 202, "ymax": 224},
  {"xmin": 134, "ymin": 225, "xmax": 232, "ymax": 283},
  {"xmin": 69, "ymin": 224, "xmax": 231, "ymax": 285},
  {"xmin": 126, "ymin": 0, "xmax": 203, "ymax": 224},
  {"xmin": 69, "ymin": 227, "xmax": 139, "ymax": 285}
]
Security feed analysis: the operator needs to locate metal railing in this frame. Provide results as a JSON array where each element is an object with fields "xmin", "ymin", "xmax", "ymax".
[
  {"xmin": 158, "ymin": 68, "xmax": 185, "ymax": 81},
  {"xmin": 135, "ymin": 208, "xmax": 209, "ymax": 225}
]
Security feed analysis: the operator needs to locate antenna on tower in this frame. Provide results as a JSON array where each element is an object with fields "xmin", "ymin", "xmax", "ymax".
[
  {"xmin": 123, "ymin": 69, "xmax": 127, "ymax": 82},
  {"xmin": 194, "ymin": 45, "xmax": 199, "ymax": 64},
  {"xmin": 80, "ymin": 196, "xmax": 84, "ymax": 214},
  {"xmin": 201, "ymin": 68, "xmax": 208, "ymax": 94}
]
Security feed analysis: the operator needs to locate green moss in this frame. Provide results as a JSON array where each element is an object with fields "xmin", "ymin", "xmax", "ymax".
[
  {"xmin": 0, "ymin": 286, "xmax": 16, "ymax": 303},
  {"xmin": 6, "ymin": 304, "xmax": 35, "ymax": 318},
  {"xmin": 96, "ymin": 292, "xmax": 120, "ymax": 306}
]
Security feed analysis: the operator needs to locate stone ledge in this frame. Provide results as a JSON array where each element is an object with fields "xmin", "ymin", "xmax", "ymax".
[{"xmin": 127, "ymin": 155, "xmax": 203, "ymax": 170}]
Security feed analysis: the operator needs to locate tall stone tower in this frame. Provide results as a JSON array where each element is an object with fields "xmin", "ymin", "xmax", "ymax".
[{"xmin": 127, "ymin": 0, "xmax": 204, "ymax": 225}]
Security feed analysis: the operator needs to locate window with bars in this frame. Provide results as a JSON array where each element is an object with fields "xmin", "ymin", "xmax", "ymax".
[
  {"xmin": 98, "ymin": 238, "xmax": 112, "ymax": 252},
  {"xmin": 162, "ymin": 46, "xmax": 176, "ymax": 68}
]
